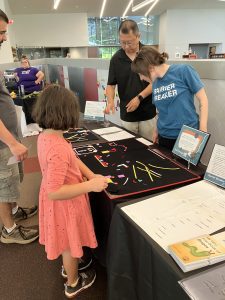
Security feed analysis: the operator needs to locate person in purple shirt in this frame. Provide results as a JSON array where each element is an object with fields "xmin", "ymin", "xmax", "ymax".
[{"xmin": 14, "ymin": 56, "xmax": 44, "ymax": 94}]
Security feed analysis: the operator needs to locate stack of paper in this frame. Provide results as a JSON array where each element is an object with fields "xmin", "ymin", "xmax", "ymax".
[
  {"xmin": 92, "ymin": 126, "xmax": 122, "ymax": 135},
  {"xmin": 92, "ymin": 126, "xmax": 135, "ymax": 141},
  {"xmin": 122, "ymin": 181, "xmax": 225, "ymax": 253}
]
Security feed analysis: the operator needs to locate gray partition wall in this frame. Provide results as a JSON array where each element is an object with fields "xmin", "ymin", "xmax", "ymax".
[{"xmin": 1, "ymin": 58, "xmax": 225, "ymax": 165}]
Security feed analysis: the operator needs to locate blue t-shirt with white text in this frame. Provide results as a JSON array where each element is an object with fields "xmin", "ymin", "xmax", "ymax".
[{"xmin": 152, "ymin": 64, "xmax": 204, "ymax": 139}]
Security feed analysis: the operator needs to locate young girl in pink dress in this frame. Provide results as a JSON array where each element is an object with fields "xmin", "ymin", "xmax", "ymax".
[{"xmin": 33, "ymin": 85, "xmax": 108, "ymax": 298}]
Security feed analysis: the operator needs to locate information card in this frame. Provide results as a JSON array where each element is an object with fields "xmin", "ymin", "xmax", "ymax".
[
  {"xmin": 84, "ymin": 101, "xmax": 106, "ymax": 121},
  {"xmin": 172, "ymin": 125, "xmax": 210, "ymax": 166},
  {"xmin": 204, "ymin": 144, "xmax": 225, "ymax": 188}
]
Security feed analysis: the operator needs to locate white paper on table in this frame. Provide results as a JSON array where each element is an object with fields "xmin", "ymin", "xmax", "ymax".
[
  {"xmin": 136, "ymin": 137, "xmax": 153, "ymax": 146},
  {"xmin": 92, "ymin": 126, "xmax": 122, "ymax": 135},
  {"xmin": 102, "ymin": 130, "xmax": 134, "ymax": 141},
  {"xmin": 212, "ymin": 231, "xmax": 225, "ymax": 247},
  {"xmin": 122, "ymin": 180, "xmax": 225, "ymax": 252}
]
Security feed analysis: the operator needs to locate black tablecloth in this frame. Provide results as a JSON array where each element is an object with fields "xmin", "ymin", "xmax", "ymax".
[
  {"xmin": 107, "ymin": 201, "xmax": 192, "ymax": 300},
  {"xmin": 14, "ymin": 95, "xmax": 37, "ymax": 124},
  {"xmin": 88, "ymin": 150, "xmax": 205, "ymax": 266},
  {"xmin": 106, "ymin": 200, "xmax": 225, "ymax": 300}
]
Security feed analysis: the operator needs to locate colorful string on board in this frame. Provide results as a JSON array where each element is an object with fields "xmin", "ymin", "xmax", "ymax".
[
  {"xmin": 148, "ymin": 164, "xmax": 180, "ymax": 170},
  {"xmin": 133, "ymin": 161, "xmax": 164, "ymax": 183},
  {"xmin": 133, "ymin": 165, "xmax": 137, "ymax": 179},
  {"xmin": 123, "ymin": 177, "xmax": 129, "ymax": 185}
]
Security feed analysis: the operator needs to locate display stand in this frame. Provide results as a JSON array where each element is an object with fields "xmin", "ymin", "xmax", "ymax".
[{"xmin": 172, "ymin": 125, "xmax": 210, "ymax": 167}]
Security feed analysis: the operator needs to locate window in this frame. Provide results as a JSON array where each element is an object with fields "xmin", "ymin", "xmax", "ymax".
[{"xmin": 88, "ymin": 16, "xmax": 159, "ymax": 47}]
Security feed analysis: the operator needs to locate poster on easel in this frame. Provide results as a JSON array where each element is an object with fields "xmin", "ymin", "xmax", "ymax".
[
  {"xmin": 172, "ymin": 125, "xmax": 210, "ymax": 166},
  {"xmin": 84, "ymin": 101, "xmax": 106, "ymax": 122}
]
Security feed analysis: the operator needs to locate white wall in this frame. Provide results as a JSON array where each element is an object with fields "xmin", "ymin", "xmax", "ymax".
[
  {"xmin": 3, "ymin": 0, "xmax": 16, "ymax": 46},
  {"xmin": 69, "ymin": 47, "xmax": 88, "ymax": 58},
  {"xmin": 0, "ymin": 0, "xmax": 14, "ymax": 63},
  {"xmin": 159, "ymin": 11, "xmax": 167, "ymax": 52},
  {"xmin": 159, "ymin": 9, "xmax": 225, "ymax": 59},
  {"xmin": 201, "ymin": 79, "xmax": 225, "ymax": 165},
  {"xmin": 13, "ymin": 13, "xmax": 88, "ymax": 47}
]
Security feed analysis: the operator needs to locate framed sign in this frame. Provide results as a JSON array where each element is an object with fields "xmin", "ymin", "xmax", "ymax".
[
  {"xmin": 172, "ymin": 125, "xmax": 210, "ymax": 166},
  {"xmin": 84, "ymin": 101, "xmax": 106, "ymax": 122}
]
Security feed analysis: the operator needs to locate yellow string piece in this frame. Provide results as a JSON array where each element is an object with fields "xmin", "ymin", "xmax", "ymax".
[
  {"xmin": 133, "ymin": 165, "xmax": 137, "ymax": 179},
  {"xmin": 148, "ymin": 164, "xmax": 180, "ymax": 170}
]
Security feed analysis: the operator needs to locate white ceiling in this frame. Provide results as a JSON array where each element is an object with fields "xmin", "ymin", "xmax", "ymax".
[{"xmin": 8, "ymin": 0, "xmax": 225, "ymax": 17}]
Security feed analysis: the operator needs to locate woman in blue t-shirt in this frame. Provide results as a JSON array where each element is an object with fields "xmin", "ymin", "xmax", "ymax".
[
  {"xmin": 14, "ymin": 56, "xmax": 44, "ymax": 94},
  {"xmin": 131, "ymin": 46, "xmax": 208, "ymax": 150}
]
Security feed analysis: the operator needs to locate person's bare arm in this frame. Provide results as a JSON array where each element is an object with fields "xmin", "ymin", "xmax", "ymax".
[
  {"xmin": 126, "ymin": 83, "xmax": 153, "ymax": 113},
  {"xmin": 13, "ymin": 72, "xmax": 19, "ymax": 82},
  {"xmin": 48, "ymin": 177, "xmax": 108, "ymax": 200},
  {"xmin": 0, "ymin": 120, "xmax": 28, "ymax": 161},
  {"xmin": 76, "ymin": 158, "xmax": 95, "ymax": 179},
  {"xmin": 35, "ymin": 70, "xmax": 44, "ymax": 85},
  {"xmin": 105, "ymin": 85, "xmax": 116, "ymax": 114},
  {"xmin": 195, "ymin": 88, "xmax": 208, "ymax": 132}
]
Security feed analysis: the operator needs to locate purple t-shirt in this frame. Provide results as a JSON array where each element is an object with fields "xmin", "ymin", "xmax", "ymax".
[{"xmin": 15, "ymin": 67, "xmax": 42, "ymax": 93}]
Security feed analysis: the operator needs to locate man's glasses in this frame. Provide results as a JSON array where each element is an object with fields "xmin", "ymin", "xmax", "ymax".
[
  {"xmin": 119, "ymin": 36, "xmax": 138, "ymax": 47},
  {"xmin": 120, "ymin": 41, "xmax": 135, "ymax": 47}
]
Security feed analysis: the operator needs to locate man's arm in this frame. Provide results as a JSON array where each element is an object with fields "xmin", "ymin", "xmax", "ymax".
[
  {"xmin": 105, "ymin": 85, "xmax": 116, "ymax": 114},
  {"xmin": 0, "ymin": 120, "xmax": 28, "ymax": 161},
  {"xmin": 139, "ymin": 83, "xmax": 152, "ymax": 98},
  {"xmin": 126, "ymin": 83, "xmax": 152, "ymax": 113}
]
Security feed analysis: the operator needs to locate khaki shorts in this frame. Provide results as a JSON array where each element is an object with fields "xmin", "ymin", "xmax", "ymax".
[
  {"xmin": 121, "ymin": 118, "xmax": 156, "ymax": 141},
  {"xmin": 0, "ymin": 147, "xmax": 22, "ymax": 203}
]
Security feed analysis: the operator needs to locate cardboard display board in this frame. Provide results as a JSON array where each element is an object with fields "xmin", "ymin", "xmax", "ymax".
[{"xmin": 74, "ymin": 139, "xmax": 201, "ymax": 199}]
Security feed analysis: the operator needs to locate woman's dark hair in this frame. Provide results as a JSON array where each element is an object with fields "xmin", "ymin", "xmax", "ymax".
[
  {"xmin": 0, "ymin": 9, "xmax": 9, "ymax": 23},
  {"xmin": 131, "ymin": 46, "xmax": 169, "ymax": 77},
  {"xmin": 119, "ymin": 19, "xmax": 139, "ymax": 35},
  {"xmin": 33, "ymin": 84, "xmax": 80, "ymax": 130}
]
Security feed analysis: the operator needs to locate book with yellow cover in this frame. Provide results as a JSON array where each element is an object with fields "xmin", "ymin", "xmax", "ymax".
[{"xmin": 168, "ymin": 235, "xmax": 225, "ymax": 272}]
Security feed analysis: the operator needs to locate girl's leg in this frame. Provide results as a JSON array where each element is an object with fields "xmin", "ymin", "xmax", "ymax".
[{"xmin": 62, "ymin": 250, "xmax": 79, "ymax": 286}]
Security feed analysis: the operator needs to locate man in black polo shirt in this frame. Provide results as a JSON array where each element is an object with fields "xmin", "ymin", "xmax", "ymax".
[{"xmin": 105, "ymin": 19, "xmax": 156, "ymax": 140}]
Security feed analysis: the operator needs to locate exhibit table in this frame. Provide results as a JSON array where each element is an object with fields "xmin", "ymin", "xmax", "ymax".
[
  {"xmin": 65, "ymin": 121, "xmax": 205, "ymax": 266},
  {"xmin": 106, "ymin": 199, "xmax": 224, "ymax": 300}
]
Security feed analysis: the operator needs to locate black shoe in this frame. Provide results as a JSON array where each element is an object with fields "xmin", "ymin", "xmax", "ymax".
[
  {"xmin": 61, "ymin": 257, "xmax": 93, "ymax": 278},
  {"xmin": 64, "ymin": 269, "xmax": 96, "ymax": 298},
  {"xmin": 13, "ymin": 206, "xmax": 38, "ymax": 222}
]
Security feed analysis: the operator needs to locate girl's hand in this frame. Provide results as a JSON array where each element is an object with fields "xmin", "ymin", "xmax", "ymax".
[{"xmin": 88, "ymin": 177, "xmax": 108, "ymax": 192}]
